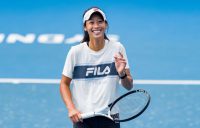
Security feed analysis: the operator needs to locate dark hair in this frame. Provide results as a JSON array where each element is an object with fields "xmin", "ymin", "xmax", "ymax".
[{"xmin": 81, "ymin": 7, "xmax": 109, "ymax": 43}]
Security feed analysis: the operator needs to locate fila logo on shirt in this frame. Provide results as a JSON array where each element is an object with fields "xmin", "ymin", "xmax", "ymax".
[
  {"xmin": 73, "ymin": 62, "xmax": 118, "ymax": 79},
  {"xmin": 86, "ymin": 66, "xmax": 110, "ymax": 76}
]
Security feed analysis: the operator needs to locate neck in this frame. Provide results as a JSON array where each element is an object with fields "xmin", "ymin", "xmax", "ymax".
[{"xmin": 89, "ymin": 38, "xmax": 105, "ymax": 51}]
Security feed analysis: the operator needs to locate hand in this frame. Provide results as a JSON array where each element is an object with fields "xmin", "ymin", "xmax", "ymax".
[
  {"xmin": 114, "ymin": 52, "xmax": 126, "ymax": 75},
  {"xmin": 68, "ymin": 108, "xmax": 82, "ymax": 123}
]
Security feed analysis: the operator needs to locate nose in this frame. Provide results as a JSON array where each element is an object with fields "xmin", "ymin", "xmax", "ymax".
[{"xmin": 93, "ymin": 21, "xmax": 100, "ymax": 28}]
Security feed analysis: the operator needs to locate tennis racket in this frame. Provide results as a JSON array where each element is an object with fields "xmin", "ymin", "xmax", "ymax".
[{"xmin": 81, "ymin": 89, "xmax": 151, "ymax": 122}]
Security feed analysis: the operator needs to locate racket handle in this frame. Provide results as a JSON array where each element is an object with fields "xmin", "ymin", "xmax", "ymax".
[{"xmin": 81, "ymin": 112, "xmax": 95, "ymax": 119}]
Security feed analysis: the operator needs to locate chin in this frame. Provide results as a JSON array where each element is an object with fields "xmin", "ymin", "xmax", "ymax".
[{"xmin": 93, "ymin": 34, "xmax": 104, "ymax": 38}]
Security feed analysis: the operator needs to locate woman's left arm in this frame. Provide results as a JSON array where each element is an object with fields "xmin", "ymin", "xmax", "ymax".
[
  {"xmin": 114, "ymin": 52, "xmax": 133, "ymax": 90},
  {"xmin": 119, "ymin": 69, "xmax": 133, "ymax": 90}
]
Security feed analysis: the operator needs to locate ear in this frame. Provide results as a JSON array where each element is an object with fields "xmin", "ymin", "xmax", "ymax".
[
  {"xmin": 105, "ymin": 22, "xmax": 108, "ymax": 29},
  {"xmin": 84, "ymin": 26, "xmax": 87, "ymax": 31}
]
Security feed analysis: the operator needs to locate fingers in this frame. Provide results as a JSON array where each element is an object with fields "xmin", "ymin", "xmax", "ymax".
[
  {"xmin": 69, "ymin": 110, "xmax": 83, "ymax": 123},
  {"xmin": 71, "ymin": 115, "xmax": 79, "ymax": 123},
  {"xmin": 114, "ymin": 52, "xmax": 127, "ymax": 74},
  {"xmin": 118, "ymin": 52, "xmax": 124, "ymax": 58},
  {"xmin": 70, "ymin": 114, "xmax": 83, "ymax": 123},
  {"xmin": 114, "ymin": 52, "xmax": 124, "ymax": 60},
  {"xmin": 114, "ymin": 57, "xmax": 126, "ymax": 62},
  {"xmin": 78, "ymin": 113, "xmax": 83, "ymax": 122},
  {"xmin": 114, "ymin": 52, "xmax": 126, "ymax": 64},
  {"xmin": 114, "ymin": 56, "xmax": 126, "ymax": 63}
]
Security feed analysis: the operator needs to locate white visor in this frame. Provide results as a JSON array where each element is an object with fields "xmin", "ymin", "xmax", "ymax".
[{"xmin": 83, "ymin": 8, "xmax": 107, "ymax": 23}]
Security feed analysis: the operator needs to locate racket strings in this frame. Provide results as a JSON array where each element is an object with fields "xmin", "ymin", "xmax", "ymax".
[{"xmin": 111, "ymin": 92, "xmax": 149, "ymax": 121}]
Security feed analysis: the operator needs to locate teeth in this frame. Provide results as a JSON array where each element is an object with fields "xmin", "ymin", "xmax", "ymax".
[{"xmin": 93, "ymin": 30, "xmax": 101, "ymax": 34}]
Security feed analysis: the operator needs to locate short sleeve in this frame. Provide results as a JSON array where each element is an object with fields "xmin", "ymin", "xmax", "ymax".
[{"xmin": 62, "ymin": 47, "xmax": 75, "ymax": 78}]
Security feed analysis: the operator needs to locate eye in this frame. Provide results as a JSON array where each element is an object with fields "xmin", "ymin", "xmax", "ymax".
[
  {"xmin": 88, "ymin": 20, "xmax": 94, "ymax": 25},
  {"xmin": 98, "ymin": 20, "xmax": 103, "ymax": 23}
]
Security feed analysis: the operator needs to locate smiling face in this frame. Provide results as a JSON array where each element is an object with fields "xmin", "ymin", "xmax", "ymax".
[{"xmin": 84, "ymin": 13, "xmax": 107, "ymax": 41}]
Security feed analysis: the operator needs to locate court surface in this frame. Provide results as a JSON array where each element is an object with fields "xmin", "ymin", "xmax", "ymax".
[
  {"xmin": 0, "ymin": 0, "xmax": 200, "ymax": 128},
  {"xmin": 0, "ymin": 84, "xmax": 200, "ymax": 128}
]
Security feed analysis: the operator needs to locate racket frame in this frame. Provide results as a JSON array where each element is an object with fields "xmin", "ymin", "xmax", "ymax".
[
  {"xmin": 110, "ymin": 89, "xmax": 151, "ymax": 122},
  {"xmin": 81, "ymin": 89, "xmax": 151, "ymax": 122}
]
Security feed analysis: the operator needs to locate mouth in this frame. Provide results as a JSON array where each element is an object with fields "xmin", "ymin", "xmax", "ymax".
[{"xmin": 92, "ymin": 30, "xmax": 101, "ymax": 35}]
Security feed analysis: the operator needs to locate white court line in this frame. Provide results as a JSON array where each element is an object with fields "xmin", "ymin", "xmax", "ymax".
[
  {"xmin": 0, "ymin": 78, "xmax": 60, "ymax": 84},
  {"xmin": 134, "ymin": 80, "xmax": 200, "ymax": 85},
  {"xmin": 0, "ymin": 78, "xmax": 200, "ymax": 85}
]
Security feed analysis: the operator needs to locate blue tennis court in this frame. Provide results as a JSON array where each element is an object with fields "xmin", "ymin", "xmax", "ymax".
[
  {"xmin": 1, "ymin": 84, "xmax": 200, "ymax": 128},
  {"xmin": 0, "ymin": 0, "xmax": 200, "ymax": 128}
]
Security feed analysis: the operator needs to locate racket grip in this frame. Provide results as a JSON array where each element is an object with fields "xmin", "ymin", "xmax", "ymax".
[{"xmin": 81, "ymin": 112, "xmax": 95, "ymax": 119}]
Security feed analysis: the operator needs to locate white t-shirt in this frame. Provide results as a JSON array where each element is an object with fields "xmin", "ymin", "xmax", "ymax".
[{"xmin": 62, "ymin": 40, "xmax": 129, "ymax": 113}]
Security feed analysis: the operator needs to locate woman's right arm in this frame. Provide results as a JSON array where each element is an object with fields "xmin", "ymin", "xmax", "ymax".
[{"xmin": 60, "ymin": 75, "xmax": 82, "ymax": 123}]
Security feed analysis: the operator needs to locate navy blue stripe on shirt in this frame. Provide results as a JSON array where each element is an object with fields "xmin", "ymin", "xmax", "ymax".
[{"xmin": 73, "ymin": 62, "xmax": 118, "ymax": 79}]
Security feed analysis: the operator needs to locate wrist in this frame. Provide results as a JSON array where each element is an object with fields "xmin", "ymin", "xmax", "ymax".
[
  {"xmin": 119, "ymin": 70, "xmax": 127, "ymax": 79},
  {"xmin": 67, "ymin": 103, "xmax": 76, "ymax": 110}
]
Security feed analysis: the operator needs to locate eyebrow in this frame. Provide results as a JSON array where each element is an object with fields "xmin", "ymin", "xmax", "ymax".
[{"xmin": 88, "ymin": 18, "xmax": 103, "ymax": 21}]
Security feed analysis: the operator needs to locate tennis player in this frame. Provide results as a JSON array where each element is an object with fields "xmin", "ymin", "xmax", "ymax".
[{"xmin": 60, "ymin": 7, "xmax": 133, "ymax": 128}]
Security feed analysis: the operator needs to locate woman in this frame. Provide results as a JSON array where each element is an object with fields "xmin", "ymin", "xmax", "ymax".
[{"xmin": 60, "ymin": 7, "xmax": 133, "ymax": 128}]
